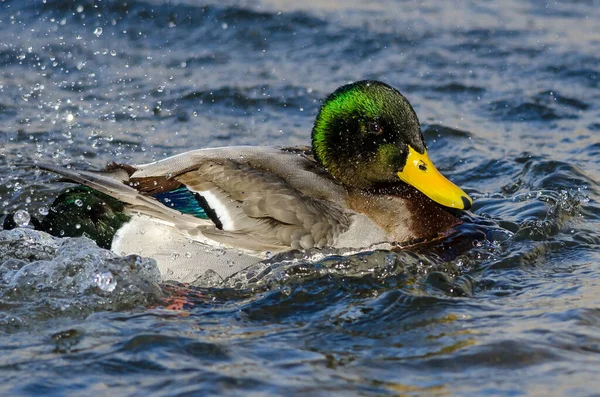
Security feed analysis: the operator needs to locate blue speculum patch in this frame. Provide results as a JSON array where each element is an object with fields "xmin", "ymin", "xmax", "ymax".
[{"xmin": 154, "ymin": 187, "xmax": 209, "ymax": 219}]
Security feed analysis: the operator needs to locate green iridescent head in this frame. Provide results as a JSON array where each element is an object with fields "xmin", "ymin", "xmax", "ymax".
[
  {"xmin": 311, "ymin": 80, "xmax": 425, "ymax": 189},
  {"xmin": 311, "ymin": 80, "xmax": 473, "ymax": 210}
]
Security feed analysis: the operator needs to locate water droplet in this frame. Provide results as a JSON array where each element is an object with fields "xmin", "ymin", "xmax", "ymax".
[
  {"xmin": 13, "ymin": 210, "xmax": 31, "ymax": 227},
  {"xmin": 185, "ymin": 252, "xmax": 192, "ymax": 258},
  {"xmin": 94, "ymin": 271, "xmax": 117, "ymax": 293},
  {"xmin": 281, "ymin": 286, "xmax": 292, "ymax": 296},
  {"xmin": 384, "ymin": 253, "xmax": 396, "ymax": 267},
  {"xmin": 75, "ymin": 224, "xmax": 81, "ymax": 229},
  {"xmin": 93, "ymin": 27, "xmax": 103, "ymax": 37},
  {"xmin": 74, "ymin": 199, "xmax": 83, "ymax": 207},
  {"xmin": 110, "ymin": 50, "xmax": 117, "ymax": 56},
  {"xmin": 38, "ymin": 206, "xmax": 49, "ymax": 216}
]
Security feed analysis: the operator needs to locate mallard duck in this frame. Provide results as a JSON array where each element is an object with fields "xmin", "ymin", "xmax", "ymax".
[{"xmin": 28, "ymin": 81, "xmax": 472, "ymax": 283}]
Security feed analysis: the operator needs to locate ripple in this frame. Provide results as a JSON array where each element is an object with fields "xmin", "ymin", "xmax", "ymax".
[
  {"xmin": 489, "ymin": 100, "xmax": 563, "ymax": 121},
  {"xmin": 422, "ymin": 124, "xmax": 473, "ymax": 139},
  {"xmin": 418, "ymin": 338, "xmax": 562, "ymax": 369},
  {"xmin": 487, "ymin": 89, "xmax": 592, "ymax": 122},
  {"xmin": 171, "ymin": 85, "xmax": 317, "ymax": 116},
  {"xmin": 546, "ymin": 65, "xmax": 600, "ymax": 89},
  {"xmin": 432, "ymin": 83, "xmax": 486, "ymax": 95},
  {"xmin": 520, "ymin": 160, "xmax": 596, "ymax": 191},
  {"xmin": 534, "ymin": 90, "xmax": 589, "ymax": 111},
  {"xmin": 588, "ymin": 123, "xmax": 600, "ymax": 131}
]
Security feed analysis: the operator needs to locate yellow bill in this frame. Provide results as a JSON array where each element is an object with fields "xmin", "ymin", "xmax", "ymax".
[{"xmin": 397, "ymin": 146, "xmax": 472, "ymax": 210}]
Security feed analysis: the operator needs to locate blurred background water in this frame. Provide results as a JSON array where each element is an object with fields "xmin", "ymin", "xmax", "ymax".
[{"xmin": 0, "ymin": 0, "xmax": 599, "ymax": 395}]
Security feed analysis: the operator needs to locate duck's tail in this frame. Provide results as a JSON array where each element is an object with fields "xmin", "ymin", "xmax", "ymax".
[{"xmin": 2, "ymin": 186, "xmax": 131, "ymax": 249}]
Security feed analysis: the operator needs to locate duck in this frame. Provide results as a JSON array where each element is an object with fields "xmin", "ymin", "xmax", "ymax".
[{"xmin": 26, "ymin": 80, "xmax": 472, "ymax": 284}]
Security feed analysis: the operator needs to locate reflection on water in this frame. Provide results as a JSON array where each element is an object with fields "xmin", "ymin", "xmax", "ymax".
[{"xmin": 0, "ymin": 0, "xmax": 599, "ymax": 395}]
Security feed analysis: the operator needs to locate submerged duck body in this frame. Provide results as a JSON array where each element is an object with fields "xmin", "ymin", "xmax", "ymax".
[{"xmin": 30, "ymin": 81, "xmax": 472, "ymax": 283}]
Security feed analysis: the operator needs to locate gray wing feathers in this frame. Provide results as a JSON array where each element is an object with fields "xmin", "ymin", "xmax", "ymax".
[{"xmin": 176, "ymin": 160, "xmax": 350, "ymax": 250}]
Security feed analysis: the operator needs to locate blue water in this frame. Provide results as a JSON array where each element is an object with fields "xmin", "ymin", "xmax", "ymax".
[{"xmin": 1, "ymin": 0, "xmax": 599, "ymax": 395}]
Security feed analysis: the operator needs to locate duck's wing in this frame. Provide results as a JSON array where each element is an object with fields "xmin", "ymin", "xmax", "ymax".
[
  {"xmin": 36, "ymin": 147, "xmax": 352, "ymax": 252},
  {"xmin": 167, "ymin": 159, "xmax": 350, "ymax": 251},
  {"xmin": 129, "ymin": 146, "xmax": 351, "ymax": 251}
]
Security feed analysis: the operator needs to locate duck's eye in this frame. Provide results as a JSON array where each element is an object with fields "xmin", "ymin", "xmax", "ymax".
[{"xmin": 367, "ymin": 122, "xmax": 383, "ymax": 135}]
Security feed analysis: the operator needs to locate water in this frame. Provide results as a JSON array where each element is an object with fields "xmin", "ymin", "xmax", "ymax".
[{"xmin": 1, "ymin": 0, "xmax": 599, "ymax": 395}]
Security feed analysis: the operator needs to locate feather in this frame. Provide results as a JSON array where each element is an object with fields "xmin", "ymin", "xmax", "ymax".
[
  {"xmin": 153, "ymin": 187, "xmax": 209, "ymax": 219},
  {"xmin": 175, "ymin": 161, "xmax": 350, "ymax": 248},
  {"xmin": 33, "ymin": 163, "xmax": 211, "ymax": 230}
]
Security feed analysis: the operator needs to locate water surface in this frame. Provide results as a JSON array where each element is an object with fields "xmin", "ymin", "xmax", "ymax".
[{"xmin": 0, "ymin": 0, "xmax": 599, "ymax": 395}]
